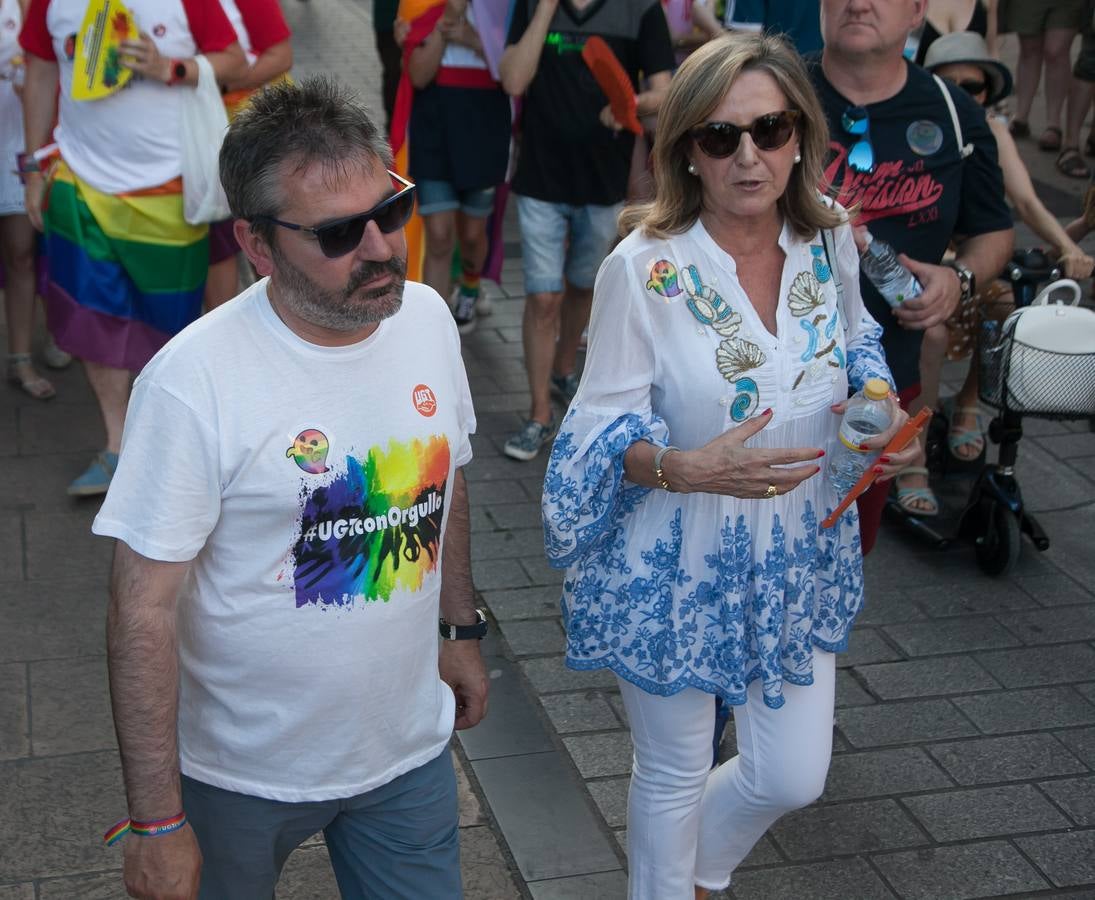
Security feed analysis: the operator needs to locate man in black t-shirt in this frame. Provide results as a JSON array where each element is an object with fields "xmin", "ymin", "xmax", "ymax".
[
  {"xmin": 498, "ymin": 0, "xmax": 674, "ymax": 462},
  {"xmin": 812, "ymin": 0, "xmax": 1013, "ymax": 554}
]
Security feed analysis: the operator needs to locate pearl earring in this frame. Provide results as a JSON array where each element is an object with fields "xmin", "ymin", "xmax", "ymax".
[
  {"xmin": 687, "ymin": 162, "xmax": 698, "ymax": 175},
  {"xmin": 794, "ymin": 152, "xmax": 802, "ymax": 163}
]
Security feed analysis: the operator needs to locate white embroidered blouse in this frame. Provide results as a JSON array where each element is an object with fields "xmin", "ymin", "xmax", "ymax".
[{"xmin": 542, "ymin": 214, "xmax": 893, "ymax": 709}]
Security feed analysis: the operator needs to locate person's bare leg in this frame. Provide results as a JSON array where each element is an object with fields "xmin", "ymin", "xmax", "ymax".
[
  {"xmin": 553, "ymin": 280, "xmax": 593, "ymax": 380},
  {"xmin": 695, "ymin": 887, "xmax": 709, "ymax": 900},
  {"xmin": 1064, "ymin": 76, "xmax": 1093, "ymax": 151},
  {"xmin": 1044, "ymin": 28, "xmax": 1080, "ymax": 133},
  {"xmin": 83, "ymin": 361, "xmax": 131, "ymax": 453},
  {"xmin": 422, "ymin": 210, "xmax": 457, "ymax": 301},
  {"xmin": 1013, "ymin": 35, "xmax": 1045, "ymax": 125},
  {"xmin": 896, "ymin": 323, "xmax": 948, "ymax": 512},
  {"xmin": 1, "ymin": 214, "xmax": 53, "ymax": 396},
  {"xmin": 204, "ymin": 256, "xmax": 240, "ymax": 310},
  {"xmin": 523, "ymin": 289, "xmax": 563, "ymax": 425},
  {"xmin": 455, "ymin": 211, "xmax": 489, "ymax": 280}
]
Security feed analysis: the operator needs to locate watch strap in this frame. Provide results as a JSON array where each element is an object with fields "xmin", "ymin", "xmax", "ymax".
[
  {"xmin": 653, "ymin": 445, "xmax": 680, "ymax": 492},
  {"xmin": 439, "ymin": 608, "xmax": 488, "ymax": 640}
]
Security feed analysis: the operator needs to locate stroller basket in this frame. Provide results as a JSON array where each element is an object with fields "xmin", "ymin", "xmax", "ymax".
[{"xmin": 979, "ymin": 327, "xmax": 1095, "ymax": 420}]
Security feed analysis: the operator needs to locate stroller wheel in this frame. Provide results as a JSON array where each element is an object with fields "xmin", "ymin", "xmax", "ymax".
[{"xmin": 974, "ymin": 500, "xmax": 1021, "ymax": 576}]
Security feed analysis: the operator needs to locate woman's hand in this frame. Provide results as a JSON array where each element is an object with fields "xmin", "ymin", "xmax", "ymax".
[
  {"xmin": 830, "ymin": 396, "xmax": 916, "ymax": 483},
  {"xmin": 663, "ymin": 409, "xmax": 823, "ymax": 499},
  {"xmin": 119, "ymin": 32, "xmax": 171, "ymax": 83},
  {"xmin": 439, "ymin": 16, "xmax": 481, "ymax": 52}
]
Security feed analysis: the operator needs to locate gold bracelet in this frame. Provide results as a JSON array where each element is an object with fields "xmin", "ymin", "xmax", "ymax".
[{"xmin": 653, "ymin": 445, "xmax": 680, "ymax": 492}]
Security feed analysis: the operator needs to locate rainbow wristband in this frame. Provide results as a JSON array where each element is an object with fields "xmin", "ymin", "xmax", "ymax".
[{"xmin": 104, "ymin": 812, "xmax": 187, "ymax": 846}]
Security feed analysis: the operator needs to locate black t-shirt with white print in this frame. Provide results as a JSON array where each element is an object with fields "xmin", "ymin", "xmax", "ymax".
[
  {"xmin": 810, "ymin": 59, "xmax": 1012, "ymax": 390},
  {"xmin": 507, "ymin": 0, "xmax": 674, "ymax": 207}
]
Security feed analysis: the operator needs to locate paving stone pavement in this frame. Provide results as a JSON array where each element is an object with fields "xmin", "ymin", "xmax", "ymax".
[{"xmin": 4, "ymin": 7, "xmax": 1095, "ymax": 899}]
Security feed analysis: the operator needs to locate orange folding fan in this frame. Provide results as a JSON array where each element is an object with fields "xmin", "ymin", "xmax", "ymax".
[{"xmin": 581, "ymin": 36, "xmax": 643, "ymax": 135}]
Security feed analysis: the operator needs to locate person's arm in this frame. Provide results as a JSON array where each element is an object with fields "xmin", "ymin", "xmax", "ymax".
[
  {"xmin": 691, "ymin": 0, "xmax": 723, "ymax": 39},
  {"xmin": 407, "ymin": 26, "xmax": 447, "ymax": 88},
  {"xmin": 223, "ymin": 39, "xmax": 292, "ymax": 91},
  {"xmin": 107, "ymin": 542, "xmax": 202, "ymax": 899},
  {"xmin": 990, "ymin": 117, "xmax": 1093, "ymax": 276},
  {"xmin": 437, "ymin": 469, "xmax": 488, "ymax": 731},
  {"xmin": 636, "ymin": 69, "xmax": 670, "ymax": 117},
  {"xmin": 20, "ymin": 52, "xmax": 57, "ymax": 231},
  {"xmin": 499, "ymin": 0, "xmax": 557, "ymax": 96}
]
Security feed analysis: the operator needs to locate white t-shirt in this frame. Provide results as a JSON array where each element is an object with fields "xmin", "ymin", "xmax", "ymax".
[
  {"xmin": 0, "ymin": 0, "xmax": 24, "ymax": 214},
  {"xmin": 26, "ymin": 0, "xmax": 233, "ymax": 194},
  {"xmin": 93, "ymin": 279, "xmax": 477, "ymax": 802}
]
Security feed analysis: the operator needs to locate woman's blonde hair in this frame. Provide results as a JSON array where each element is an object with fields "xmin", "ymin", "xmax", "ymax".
[{"xmin": 620, "ymin": 32, "xmax": 842, "ymax": 240}]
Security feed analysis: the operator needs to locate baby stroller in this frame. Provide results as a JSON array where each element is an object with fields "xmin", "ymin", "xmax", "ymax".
[{"xmin": 955, "ymin": 248, "xmax": 1095, "ymax": 575}]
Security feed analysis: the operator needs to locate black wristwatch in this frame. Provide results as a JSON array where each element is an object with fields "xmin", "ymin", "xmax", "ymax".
[
  {"xmin": 947, "ymin": 260, "xmax": 976, "ymax": 307},
  {"xmin": 439, "ymin": 608, "xmax": 488, "ymax": 640}
]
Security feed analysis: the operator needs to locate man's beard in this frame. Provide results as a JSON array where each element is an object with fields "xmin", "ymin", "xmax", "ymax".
[{"xmin": 271, "ymin": 247, "xmax": 408, "ymax": 332}]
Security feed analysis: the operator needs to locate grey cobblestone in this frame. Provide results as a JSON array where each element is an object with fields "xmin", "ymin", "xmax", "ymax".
[
  {"xmin": 1015, "ymin": 830, "xmax": 1095, "ymax": 888},
  {"xmin": 730, "ymin": 857, "xmax": 894, "ymax": 900},
  {"xmin": 540, "ymin": 691, "xmax": 621, "ymax": 734},
  {"xmin": 995, "ymin": 605, "xmax": 1095, "ymax": 645},
  {"xmin": 837, "ymin": 628, "xmax": 902, "ymax": 668},
  {"xmin": 882, "ymin": 617, "xmax": 1021, "ymax": 657},
  {"xmin": 835, "ymin": 670, "xmax": 875, "ymax": 707},
  {"xmin": 873, "ymin": 840, "xmax": 1049, "ymax": 899},
  {"xmin": 769, "ymin": 799, "xmax": 925, "ymax": 859},
  {"xmin": 472, "ymin": 558, "xmax": 531, "ymax": 591},
  {"xmin": 1056, "ymin": 725, "xmax": 1095, "ymax": 767},
  {"xmin": 562, "ymin": 732, "xmax": 633, "ymax": 779},
  {"xmin": 520, "ymin": 657, "xmax": 617, "ymax": 693},
  {"xmin": 927, "ymin": 734, "xmax": 1087, "ymax": 785},
  {"xmin": 497, "ymin": 618, "xmax": 566, "ymax": 657},
  {"xmin": 952, "ymin": 686, "xmax": 1095, "ymax": 733},
  {"xmin": 586, "ymin": 777, "xmax": 629, "ymax": 829},
  {"xmin": 1039, "ymin": 776, "xmax": 1095, "ymax": 825},
  {"xmin": 907, "ymin": 580, "xmax": 1038, "ymax": 617},
  {"xmin": 902, "ymin": 784, "xmax": 1070, "ymax": 841},
  {"xmin": 975, "ymin": 643, "xmax": 1095, "ymax": 688},
  {"xmin": 481, "ymin": 585, "xmax": 562, "ymax": 621},
  {"xmin": 0, "ymin": 663, "xmax": 28, "ymax": 761},
  {"xmin": 471, "ymin": 527, "xmax": 546, "ymax": 562},
  {"xmin": 1016, "ymin": 573, "xmax": 1094, "ymax": 607},
  {"xmin": 855, "ymin": 655, "xmax": 1000, "ymax": 700},
  {"xmin": 822, "ymin": 748, "xmax": 953, "ymax": 801},
  {"xmin": 837, "ymin": 699, "xmax": 978, "ymax": 748}
]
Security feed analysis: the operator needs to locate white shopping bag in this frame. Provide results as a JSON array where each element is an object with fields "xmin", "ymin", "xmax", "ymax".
[{"xmin": 181, "ymin": 55, "xmax": 231, "ymax": 225}]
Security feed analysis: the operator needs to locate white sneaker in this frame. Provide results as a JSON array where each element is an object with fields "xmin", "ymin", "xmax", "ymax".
[{"xmin": 475, "ymin": 284, "xmax": 492, "ymax": 316}]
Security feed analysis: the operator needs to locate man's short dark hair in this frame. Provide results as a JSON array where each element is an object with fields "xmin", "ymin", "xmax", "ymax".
[{"xmin": 219, "ymin": 76, "xmax": 393, "ymax": 240}]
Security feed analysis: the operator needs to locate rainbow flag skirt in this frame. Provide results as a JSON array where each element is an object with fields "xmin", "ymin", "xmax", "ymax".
[{"xmin": 42, "ymin": 161, "xmax": 209, "ymax": 372}]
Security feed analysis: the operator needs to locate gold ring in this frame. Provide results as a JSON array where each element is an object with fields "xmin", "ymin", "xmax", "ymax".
[{"xmin": 764, "ymin": 484, "xmax": 778, "ymax": 499}]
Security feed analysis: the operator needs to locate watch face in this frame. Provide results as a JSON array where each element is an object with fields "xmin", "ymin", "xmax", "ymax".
[{"xmin": 174, "ymin": 62, "xmax": 186, "ymax": 80}]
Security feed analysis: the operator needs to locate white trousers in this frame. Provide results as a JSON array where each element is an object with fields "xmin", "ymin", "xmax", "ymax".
[{"xmin": 617, "ymin": 649, "xmax": 836, "ymax": 899}]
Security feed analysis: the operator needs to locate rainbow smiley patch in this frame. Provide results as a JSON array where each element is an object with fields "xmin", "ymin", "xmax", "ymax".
[{"xmin": 287, "ymin": 429, "xmax": 330, "ymax": 474}]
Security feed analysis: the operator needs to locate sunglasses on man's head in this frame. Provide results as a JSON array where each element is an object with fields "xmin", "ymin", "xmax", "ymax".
[
  {"xmin": 690, "ymin": 110, "xmax": 800, "ymax": 159},
  {"xmin": 255, "ymin": 171, "xmax": 416, "ymax": 259},
  {"xmin": 841, "ymin": 105, "xmax": 874, "ymax": 173}
]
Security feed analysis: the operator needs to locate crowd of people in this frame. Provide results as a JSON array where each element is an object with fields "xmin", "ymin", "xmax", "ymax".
[{"xmin": 2, "ymin": 0, "xmax": 1093, "ymax": 899}]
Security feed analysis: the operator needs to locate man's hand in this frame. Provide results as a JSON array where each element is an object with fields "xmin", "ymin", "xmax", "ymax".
[
  {"xmin": 599, "ymin": 103, "xmax": 623, "ymax": 132},
  {"xmin": 122, "ymin": 825, "xmax": 202, "ymax": 900},
  {"xmin": 892, "ymin": 255, "xmax": 961, "ymax": 330},
  {"xmin": 439, "ymin": 640, "xmax": 488, "ymax": 730}
]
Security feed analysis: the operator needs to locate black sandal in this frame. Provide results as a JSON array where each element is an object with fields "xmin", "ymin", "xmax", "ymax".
[
  {"xmin": 1010, "ymin": 119, "xmax": 1031, "ymax": 138},
  {"xmin": 1039, "ymin": 125, "xmax": 1063, "ymax": 152},
  {"xmin": 1057, "ymin": 147, "xmax": 1091, "ymax": 178}
]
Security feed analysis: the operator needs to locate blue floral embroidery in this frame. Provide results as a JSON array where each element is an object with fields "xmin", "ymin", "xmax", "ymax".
[
  {"xmin": 546, "ymin": 432, "xmax": 866, "ymax": 708},
  {"xmin": 811, "ymin": 244, "xmax": 832, "ymax": 283},
  {"xmin": 846, "ymin": 317, "xmax": 893, "ymax": 392}
]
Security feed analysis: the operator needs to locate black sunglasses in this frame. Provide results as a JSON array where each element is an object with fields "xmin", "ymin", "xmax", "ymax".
[
  {"xmin": 690, "ymin": 110, "xmax": 800, "ymax": 159},
  {"xmin": 949, "ymin": 77, "xmax": 988, "ymax": 98},
  {"xmin": 255, "ymin": 172, "xmax": 416, "ymax": 259}
]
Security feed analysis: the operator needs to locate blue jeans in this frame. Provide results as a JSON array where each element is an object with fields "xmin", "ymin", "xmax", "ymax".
[
  {"xmin": 181, "ymin": 749, "xmax": 460, "ymax": 899},
  {"xmin": 515, "ymin": 194, "xmax": 622, "ymax": 295}
]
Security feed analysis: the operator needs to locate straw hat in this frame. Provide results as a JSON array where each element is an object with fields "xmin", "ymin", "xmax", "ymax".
[{"xmin": 922, "ymin": 31, "xmax": 1013, "ymax": 106}]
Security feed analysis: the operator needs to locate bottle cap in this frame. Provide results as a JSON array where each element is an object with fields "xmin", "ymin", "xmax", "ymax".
[{"xmin": 864, "ymin": 378, "xmax": 890, "ymax": 401}]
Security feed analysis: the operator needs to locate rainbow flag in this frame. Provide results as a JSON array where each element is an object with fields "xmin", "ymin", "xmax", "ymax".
[{"xmin": 42, "ymin": 162, "xmax": 209, "ymax": 372}]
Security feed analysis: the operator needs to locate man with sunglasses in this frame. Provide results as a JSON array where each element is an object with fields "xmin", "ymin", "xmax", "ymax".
[
  {"xmin": 810, "ymin": 0, "xmax": 1013, "ymax": 552},
  {"xmin": 92, "ymin": 78, "xmax": 487, "ymax": 899}
]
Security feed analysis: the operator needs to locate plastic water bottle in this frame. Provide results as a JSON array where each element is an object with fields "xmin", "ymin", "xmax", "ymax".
[
  {"xmin": 859, "ymin": 233, "xmax": 923, "ymax": 308},
  {"xmin": 828, "ymin": 378, "xmax": 894, "ymax": 497}
]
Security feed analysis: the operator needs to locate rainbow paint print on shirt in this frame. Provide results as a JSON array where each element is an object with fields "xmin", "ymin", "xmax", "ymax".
[{"xmin": 290, "ymin": 436, "xmax": 450, "ymax": 607}]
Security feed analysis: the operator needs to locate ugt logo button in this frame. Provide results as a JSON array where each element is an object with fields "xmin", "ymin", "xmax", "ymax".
[{"xmin": 412, "ymin": 384, "xmax": 437, "ymax": 417}]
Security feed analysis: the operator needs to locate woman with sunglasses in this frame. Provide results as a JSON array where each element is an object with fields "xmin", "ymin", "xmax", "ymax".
[
  {"xmin": 910, "ymin": 32, "xmax": 1094, "ymax": 483},
  {"xmin": 542, "ymin": 33, "xmax": 912, "ymax": 900}
]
